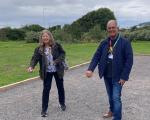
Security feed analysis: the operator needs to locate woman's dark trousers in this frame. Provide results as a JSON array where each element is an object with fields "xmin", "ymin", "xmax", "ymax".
[{"xmin": 42, "ymin": 72, "xmax": 65, "ymax": 112}]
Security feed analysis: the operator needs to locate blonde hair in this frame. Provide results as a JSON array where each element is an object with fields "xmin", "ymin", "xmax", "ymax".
[
  {"xmin": 38, "ymin": 29, "xmax": 55, "ymax": 53},
  {"xmin": 39, "ymin": 29, "xmax": 55, "ymax": 47}
]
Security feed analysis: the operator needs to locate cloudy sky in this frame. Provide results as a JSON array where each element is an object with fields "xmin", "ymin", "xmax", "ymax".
[{"xmin": 0, "ymin": 0, "xmax": 150, "ymax": 28}]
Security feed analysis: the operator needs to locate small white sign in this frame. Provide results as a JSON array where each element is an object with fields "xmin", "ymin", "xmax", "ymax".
[{"xmin": 108, "ymin": 53, "xmax": 113, "ymax": 59}]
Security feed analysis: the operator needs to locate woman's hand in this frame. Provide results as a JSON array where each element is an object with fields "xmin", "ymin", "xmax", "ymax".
[{"xmin": 27, "ymin": 67, "xmax": 33, "ymax": 73}]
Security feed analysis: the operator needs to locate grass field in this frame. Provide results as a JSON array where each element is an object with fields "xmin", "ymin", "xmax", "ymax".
[
  {"xmin": 0, "ymin": 41, "xmax": 97, "ymax": 86},
  {"xmin": 132, "ymin": 41, "xmax": 150, "ymax": 55},
  {"xmin": 0, "ymin": 41, "xmax": 150, "ymax": 87}
]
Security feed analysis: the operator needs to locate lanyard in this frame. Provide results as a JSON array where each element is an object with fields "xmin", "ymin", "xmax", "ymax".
[{"xmin": 109, "ymin": 34, "xmax": 120, "ymax": 52}]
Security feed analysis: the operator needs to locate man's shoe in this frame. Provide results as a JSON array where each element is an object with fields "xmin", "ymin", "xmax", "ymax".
[
  {"xmin": 103, "ymin": 111, "xmax": 113, "ymax": 118},
  {"xmin": 59, "ymin": 104, "xmax": 66, "ymax": 111},
  {"xmin": 41, "ymin": 111, "xmax": 48, "ymax": 117}
]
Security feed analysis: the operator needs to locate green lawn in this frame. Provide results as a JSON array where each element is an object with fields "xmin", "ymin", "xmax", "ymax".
[
  {"xmin": 0, "ymin": 41, "xmax": 150, "ymax": 87},
  {"xmin": 132, "ymin": 41, "xmax": 150, "ymax": 55},
  {"xmin": 0, "ymin": 41, "xmax": 97, "ymax": 87}
]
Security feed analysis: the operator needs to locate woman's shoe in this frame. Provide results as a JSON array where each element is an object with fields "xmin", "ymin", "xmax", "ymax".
[
  {"xmin": 41, "ymin": 111, "xmax": 48, "ymax": 117},
  {"xmin": 59, "ymin": 104, "xmax": 66, "ymax": 111}
]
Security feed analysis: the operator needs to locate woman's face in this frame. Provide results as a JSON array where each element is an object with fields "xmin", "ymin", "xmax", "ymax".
[{"xmin": 42, "ymin": 33, "xmax": 50, "ymax": 44}]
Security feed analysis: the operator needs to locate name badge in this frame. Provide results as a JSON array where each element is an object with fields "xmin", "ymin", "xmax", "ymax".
[{"xmin": 108, "ymin": 53, "xmax": 113, "ymax": 59}]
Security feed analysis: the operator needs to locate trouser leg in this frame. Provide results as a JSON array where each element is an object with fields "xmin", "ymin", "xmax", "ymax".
[
  {"xmin": 112, "ymin": 82, "xmax": 122, "ymax": 120},
  {"xmin": 54, "ymin": 72, "xmax": 65, "ymax": 105},
  {"xmin": 42, "ymin": 72, "xmax": 53, "ymax": 112},
  {"xmin": 104, "ymin": 78, "xmax": 113, "ymax": 112}
]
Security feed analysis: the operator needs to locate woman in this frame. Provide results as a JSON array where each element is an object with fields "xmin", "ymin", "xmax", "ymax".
[{"xmin": 27, "ymin": 29, "xmax": 66, "ymax": 117}]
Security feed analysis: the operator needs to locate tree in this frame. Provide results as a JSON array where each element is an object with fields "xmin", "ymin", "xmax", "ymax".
[
  {"xmin": 0, "ymin": 27, "xmax": 11, "ymax": 40},
  {"xmin": 48, "ymin": 25, "xmax": 61, "ymax": 32},
  {"xmin": 66, "ymin": 8, "xmax": 115, "ymax": 40},
  {"xmin": 21, "ymin": 24, "xmax": 44, "ymax": 32},
  {"xmin": 7, "ymin": 29, "xmax": 25, "ymax": 40},
  {"xmin": 82, "ymin": 24, "xmax": 106, "ymax": 42},
  {"xmin": 52, "ymin": 29, "xmax": 73, "ymax": 43}
]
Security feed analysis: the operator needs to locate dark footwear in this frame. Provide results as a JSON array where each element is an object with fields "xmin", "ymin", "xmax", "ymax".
[
  {"xmin": 41, "ymin": 111, "xmax": 48, "ymax": 117},
  {"xmin": 103, "ymin": 111, "xmax": 113, "ymax": 118},
  {"xmin": 59, "ymin": 104, "xmax": 66, "ymax": 111}
]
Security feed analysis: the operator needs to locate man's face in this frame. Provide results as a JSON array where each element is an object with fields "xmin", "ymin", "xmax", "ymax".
[{"xmin": 107, "ymin": 21, "xmax": 118, "ymax": 38}]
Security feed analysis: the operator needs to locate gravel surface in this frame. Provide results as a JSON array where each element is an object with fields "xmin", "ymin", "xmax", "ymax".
[{"xmin": 0, "ymin": 56, "xmax": 150, "ymax": 120}]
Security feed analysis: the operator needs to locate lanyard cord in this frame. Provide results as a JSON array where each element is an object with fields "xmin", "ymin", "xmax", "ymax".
[{"xmin": 109, "ymin": 33, "xmax": 120, "ymax": 49}]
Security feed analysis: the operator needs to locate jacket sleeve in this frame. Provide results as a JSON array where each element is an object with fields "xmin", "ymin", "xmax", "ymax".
[
  {"xmin": 54, "ymin": 43, "xmax": 66, "ymax": 64},
  {"xmin": 88, "ymin": 43, "xmax": 103, "ymax": 72},
  {"xmin": 29, "ymin": 47, "xmax": 40, "ymax": 68},
  {"xmin": 120, "ymin": 40, "xmax": 133, "ymax": 81}
]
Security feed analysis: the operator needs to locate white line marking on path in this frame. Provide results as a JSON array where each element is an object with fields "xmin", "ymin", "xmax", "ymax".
[{"xmin": 0, "ymin": 61, "xmax": 90, "ymax": 91}]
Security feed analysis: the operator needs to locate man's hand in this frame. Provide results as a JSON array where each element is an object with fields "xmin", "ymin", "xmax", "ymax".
[
  {"xmin": 27, "ymin": 67, "xmax": 33, "ymax": 73},
  {"xmin": 118, "ymin": 79, "xmax": 126, "ymax": 86},
  {"xmin": 85, "ymin": 70, "xmax": 93, "ymax": 78}
]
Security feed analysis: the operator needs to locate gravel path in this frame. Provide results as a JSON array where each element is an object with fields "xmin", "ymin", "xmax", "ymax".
[{"xmin": 0, "ymin": 56, "xmax": 150, "ymax": 120}]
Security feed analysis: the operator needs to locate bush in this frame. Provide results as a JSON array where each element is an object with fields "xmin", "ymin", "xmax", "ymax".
[
  {"xmin": 0, "ymin": 27, "xmax": 11, "ymax": 40},
  {"xmin": 122, "ymin": 29, "xmax": 150, "ymax": 41},
  {"xmin": 82, "ymin": 24, "xmax": 106, "ymax": 42},
  {"xmin": 52, "ymin": 29, "xmax": 73, "ymax": 43},
  {"xmin": 25, "ymin": 31, "xmax": 40, "ymax": 43}
]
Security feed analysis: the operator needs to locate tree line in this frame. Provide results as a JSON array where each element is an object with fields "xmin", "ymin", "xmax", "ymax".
[
  {"xmin": 0, "ymin": 8, "xmax": 115, "ymax": 43},
  {"xmin": 121, "ymin": 26, "xmax": 150, "ymax": 41},
  {"xmin": 0, "ymin": 8, "xmax": 149, "ymax": 43}
]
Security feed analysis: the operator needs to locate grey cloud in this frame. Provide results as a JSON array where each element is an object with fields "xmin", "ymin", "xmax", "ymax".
[{"xmin": 0, "ymin": 0, "xmax": 149, "ymax": 28}]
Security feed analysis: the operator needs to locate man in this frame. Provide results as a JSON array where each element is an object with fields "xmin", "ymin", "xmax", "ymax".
[{"xmin": 85, "ymin": 20, "xmax": 133, "ymax": 120}]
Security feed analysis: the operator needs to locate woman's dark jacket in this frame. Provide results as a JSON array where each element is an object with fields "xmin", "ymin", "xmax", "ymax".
[
  {"xmin": 88, "ymin": 35, "xmax": 133, "ymax": 81},
  {"xmin": 30, "ymin": 42, "xmax": 66, "ymax": 80}
]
